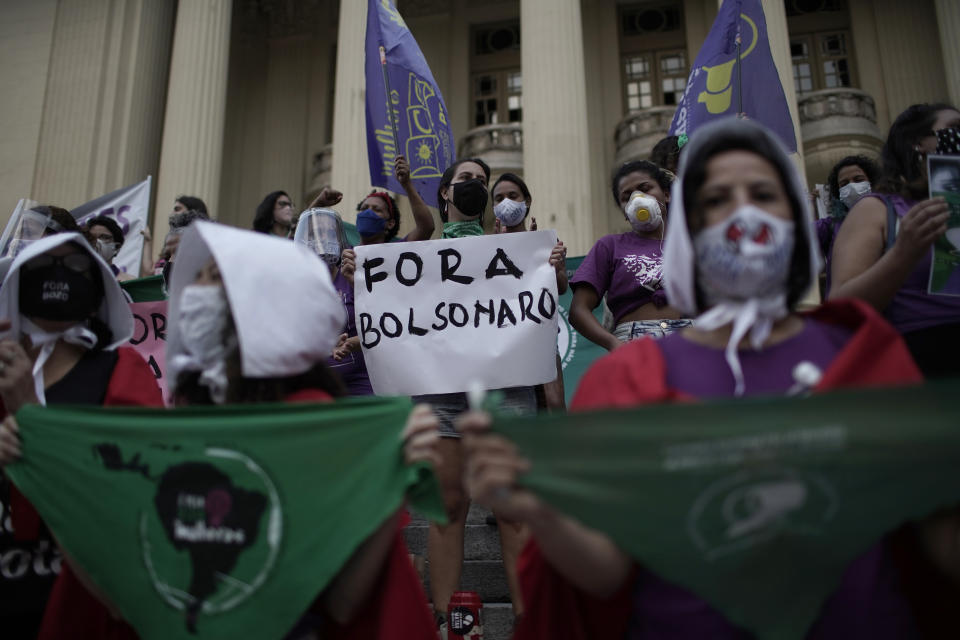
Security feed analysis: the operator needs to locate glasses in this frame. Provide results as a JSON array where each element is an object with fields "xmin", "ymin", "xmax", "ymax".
[
  {"xmin": 277, "ymin": 200, "xmax": 294, "ymax": 210},
  {"xmin": 23, "ymin": 252, "xmax": 94, "ymax": 273}
]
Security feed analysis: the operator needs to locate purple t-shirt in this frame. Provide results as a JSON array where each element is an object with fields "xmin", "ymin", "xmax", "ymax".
[
  {"xmin": 626, "ymin": 319, "xmax": 918, "ymax": 639},
  {"xmin": 327, "ymin": 270, "xmax": 373, "ymax": 396},
  {"xmin": 570, "ymin": 232, "xmax": 667, "ymax": 323},
  {"xmin": 864, "ymin": 194, "xmax": 960, "ymax": 334},
  {"xmin": 659, "ymin": 318, "xmax": 852, "ymax": 398}
]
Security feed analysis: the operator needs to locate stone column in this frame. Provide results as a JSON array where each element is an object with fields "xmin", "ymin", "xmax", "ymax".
[
  {"xmin": 935, "ymin": 0, "xmax": 960, "ymax": 108},
  {"xmin": 521, "ymin": 0, "xmax": 594, "ymax": 256},
  {"xmin": 154, "ymin": 0, "xmax": 231, "ymax": 245},
  {"xmin": 330, "ymin": 0, "xmax": 369, "ymax": 224}
]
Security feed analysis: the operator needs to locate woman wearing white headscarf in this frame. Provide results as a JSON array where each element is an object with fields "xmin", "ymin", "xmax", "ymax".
[
  {"xmin": 0, "ymin": 233, "xmax": 163, "ymax": 639},
  {"xmin": 456, "ymin": 119, "xmax": 925, "ymax": 640},
  {"xmin": 164, "ymin": 222, "xmax": 441, "ymax": 639}
]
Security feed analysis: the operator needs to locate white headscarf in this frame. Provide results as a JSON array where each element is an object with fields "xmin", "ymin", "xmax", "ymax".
[
  {"xmin": 0, "ymin": 232, "xmax": 134, "ymax": 404},
  {"xmin": 166, "ymin": 222, "xmax": 345, "ymax": 398},
  {"xmin": 662, "ymin": 118, "xmax": 822, "ymax": 395}
]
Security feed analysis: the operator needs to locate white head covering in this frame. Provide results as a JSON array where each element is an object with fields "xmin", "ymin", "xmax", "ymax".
[
  {"xmin": 0, "ymin": 232, "xmax": 134, "ymax": 404},
  {"xmin": 662, "ymin": 118, "xmax": 822, "ymax": 395},
  {"xmin": 166, "ymin": 221, "xmax": 345, "ymax": 394}
]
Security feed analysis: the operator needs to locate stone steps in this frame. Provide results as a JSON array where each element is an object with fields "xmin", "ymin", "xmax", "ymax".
[{"xmin": 406, "ymin": 504, "xmax": 515, "ymax": 639}]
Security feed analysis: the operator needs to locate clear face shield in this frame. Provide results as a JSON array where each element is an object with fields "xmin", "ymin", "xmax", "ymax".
[
  {"xmin": 3, "ymin": 206, "xmax": 64, "ymax": 258},
  {"xmin": 293, "ymin": 208, "xmax": 350, "ymax": 268}
]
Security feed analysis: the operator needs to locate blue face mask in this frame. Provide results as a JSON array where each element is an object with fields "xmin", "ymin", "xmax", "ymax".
[{"xmin": 356, "ymin": 209, "xmax": 388, "ymax": 238}]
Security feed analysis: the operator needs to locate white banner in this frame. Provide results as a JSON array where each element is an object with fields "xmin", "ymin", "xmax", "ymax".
[
  {"xmin": 72, "ymin": 176, "xmax": 152, "ymax": 278},
  {"xmin": 355, "ymin": 231, "xmax": 560, "ymax": 396}
]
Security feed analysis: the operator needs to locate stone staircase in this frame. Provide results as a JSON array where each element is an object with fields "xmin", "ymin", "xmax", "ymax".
[{"xmin": 405, "ymin": 503, "xmax": 515, "ymax": 639}]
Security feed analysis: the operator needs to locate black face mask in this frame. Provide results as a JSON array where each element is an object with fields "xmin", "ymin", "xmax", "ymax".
[
  {"xmin": 936, "ymin": 127, "xmax": 960, "ymax": 155},
  {"xmin": 450, "ymin": 179, "xmax": 489, "ymax": 218},
  {"xmin": 19, "ymin": 260, "xmax": 102, "ymax": 322}
]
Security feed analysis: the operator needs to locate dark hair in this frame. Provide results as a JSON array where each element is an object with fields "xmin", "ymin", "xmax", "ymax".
[
  {"xmin": 491, "ymin": 173, "xmax": 532, "ymax": 214},
  {"xmin": 253, "ymin": 191, "xmax": 290, "ymax": 233},
  {"xmin": 86, "ymin": 216, "xmax": 124, "ymax": 245},
  {"xmin": 436, "ymin": 158, "xmax": 491, "ymax": 222},
  {"xmin": 169, "ymin": 209, "xmax": 208, "ymax": 230},
  {"xmin": 610, "ymin": 160, "xmax": 673, "ymax": 207},
  {"xmin": 175, "ymin": 195, "xmax": 208, "ymax": 216},
  {"xmin": 680, "ymin": 123, "xmax": 811, "ymax": 311},
  {"xmin": 877, "ymin": 103, "xmax": 957, "ymax": 199},
  {"xmin": 650, "ymin": 136, "xmax": 681, "ymax": 173},
  {"xmin": 33, "ymin": 205, "xmax": 79, "ymax": 234},
  {"xmin": 356, "ymin": 191, "xmax": 401, "ymax": 242},
  {"xmin": 827, "ymin": 155, "xmax": 880, "ymax": 201}
]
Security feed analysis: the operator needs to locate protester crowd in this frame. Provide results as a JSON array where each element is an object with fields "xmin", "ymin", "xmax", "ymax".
[{"xmin": 0, "ymin": 102, "xmax": 958, "ymax": 640}]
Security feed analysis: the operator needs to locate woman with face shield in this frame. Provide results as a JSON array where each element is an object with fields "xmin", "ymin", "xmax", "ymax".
[
  {"xmin": 829, "ymin": 103, "xmax": 960, "ymax": 377},
  {"xmin": 456, "ymin": 119, "xmax": 926, "ymax": 640},
  {"xmin": 569, "ymin": 160, "xmax": 690, "ymax": 350},
  {"xmin": 293, "ymin": 208, "xmax": 373, "ymax": 396},
  {"xmin": 0, "ymin": 233, "xmax": 163, "ymax": 639}
]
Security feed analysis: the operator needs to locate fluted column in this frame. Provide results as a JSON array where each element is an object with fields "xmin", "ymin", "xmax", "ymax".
[
  {"xmin": 935, "ymin": 0, "xmax": 960, "ymax": 108},
  {"xmin": 154, "ymin": 0, "xmax": 231, "ymax": 245},
  {"xmin": 330, "ymin": 0, "xmax": 369, "ymax": 224},
  {"xmin": 521, "ymin": 0, "xmax": 594, "ymax": 256}
]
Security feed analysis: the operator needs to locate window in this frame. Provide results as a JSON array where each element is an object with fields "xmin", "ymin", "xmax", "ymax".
[
  {"xmin": 619, "ymin": 3, "xmax": 687, "ymax": 114},
  {"xmin": 470, "ymin": 21, "xmax": 522, "ymax": 127},
  {"xmin": 790, "ymin": 31, "xmax": 854, "ymax": 96},
  {"xmin": 622, "ymin": 50, "xmax": 687, "ymax": 112}
]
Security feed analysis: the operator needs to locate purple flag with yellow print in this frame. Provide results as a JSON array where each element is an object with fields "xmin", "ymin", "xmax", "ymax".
[
  {"xmin": 365, "ymin": 0, "xmax": 455, "ymax": 207},
  {"xmin": 670, "ymin": 0, "xmax": 797, "ymax": 152}
]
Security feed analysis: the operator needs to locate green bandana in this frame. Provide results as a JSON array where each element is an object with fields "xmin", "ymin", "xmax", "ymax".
[
  {"xmin": 6, "ymin": 398, "xmax": 444, "ymax": 640},
  {"xmin": 494, "ymin": 381, "xmax": 960, "ymax": 639},
  {"xmin": 441, "ymin": 221, "xmax": 483, "ymax": 239}
]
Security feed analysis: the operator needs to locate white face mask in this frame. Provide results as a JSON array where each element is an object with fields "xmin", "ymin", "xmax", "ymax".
[
  {"xmin": 694, "ymin": 204, "xmax": 795, "ymax": 304},
  {"xmin": 493, "ymin": 198, "xmax": 528, "ymax": 228},
  {"xmin": 838, "ymin": 181, "xmax": 871, "ymax": 209},
  {"xmin": 176, "ymin": 284, "xmax": 233, "ymax": 403},
  {"xmin": 95, "ymin": 239, "xmax": 118, "ymax": 262},
  {"xmin": 625, "ymin": 191, "xmax": 663, "ymax": 232}
]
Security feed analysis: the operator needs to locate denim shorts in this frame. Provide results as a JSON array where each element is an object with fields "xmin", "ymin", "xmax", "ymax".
[
  {"xmin": 614, "ymin": 318, "xmax": 692, "ymax": 342},
  {"xmin": 412, "ymin": 386, "xmax": 537, "ymax": 438}
]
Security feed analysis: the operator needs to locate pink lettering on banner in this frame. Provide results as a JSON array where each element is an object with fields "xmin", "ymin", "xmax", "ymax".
[{"xmin": 129, "ymin": 300, "xmax": 170, "ymax": 405}]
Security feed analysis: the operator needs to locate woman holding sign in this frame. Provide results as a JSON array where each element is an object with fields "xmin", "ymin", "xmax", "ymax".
[
  {"xmin": 459, "ymin": 118, "xmax": 927, "ymax": 639},
  {"xmin": 0, "ymin": 233, "xmax": 163, "ymax": 639},
  {"xmin": 569, "ymin": 160, "xmax": 690, "ymax": 348},
  {"xmin": 829, "ymin": 103, "xmax": 960, "ymax": 377}
]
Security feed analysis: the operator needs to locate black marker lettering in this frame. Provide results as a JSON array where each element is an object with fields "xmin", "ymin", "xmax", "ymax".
[
  {"xmin": 538, "ymin": 288, "xmax": 557, "ymax": 319},
  {"xmin": 408, "ymin": 307, "xmax": 428, "ymax": 336},
  {"xmin": 395, "ymin": 252, "xmax": 423, "ymax": 286},
  {"xmin": 474, "ymin": 299, "xmax": 495, "ymax": 327},
  {"xmin": 380, "ymin": 312, "xmax": 402, "ymax": 338},
  {"xmin": 360, "ymin": 312, "xmax": 381, "ymax": 348},
  {"xmin": 130, "ymin": 313, "xmax": 148, "ymax": 345},
  {"xmin": 439, "ymin": 248, "xmax": 474, "ymax": 285},
  {"xmin": 362, "ymin": 257, "xmax": 388, "ymax": 293},
  {"xmin": 518, "ymin": 291, "xmax": 540, "ymax": 323},
  {"xmin": 485, "ymin": 248, "xmax": 523, "ymax": 279},
  {"xmin": 449, "ymin": 303, "xmax": 469, "ymax": 327},
  {"xmin": 432, "ymin": 302, "xmax": 448, "ymax": 331},
  {"xmin": 151, "ymin": 312, "xmax": 166, "ymax": 341},
  {"xmin": 497, "ymin": 300, "xmax": 518, "ymax": 327}
]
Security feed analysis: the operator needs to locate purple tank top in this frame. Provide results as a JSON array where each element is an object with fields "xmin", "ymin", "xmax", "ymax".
[
  {"xmin": 626, "ymin": 319, "xmax": 915, "ymax": 639},
  {"xmin": 658, "ymin": 318, "xmax": 851, "ymax": 398},
  {"xmin": 327, "ymin": 270, "xmax": 373, "ymax": 396},
  {"xmin": 867, "ymin": 194, "xmax": 960, "ymax": 334}
]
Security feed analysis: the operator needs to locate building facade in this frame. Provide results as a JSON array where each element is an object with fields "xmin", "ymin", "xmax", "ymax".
[{"xmin": 1, "ymin": 0, "xmax": 956, "ymax": 257}]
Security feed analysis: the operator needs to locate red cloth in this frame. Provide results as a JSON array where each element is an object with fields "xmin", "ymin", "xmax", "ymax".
[
  {"xmin": 514, "ymin": 299, "xmax": 923, "ymax": 640},
  {"xmin": 33, "ymin": 347, "xmax": 164, "ymax": 640}
]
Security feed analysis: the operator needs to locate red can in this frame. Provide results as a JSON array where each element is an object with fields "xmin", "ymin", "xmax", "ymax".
[{"xmin": 447, "ymin": 590, "xmax": 483, "ymax": 639}]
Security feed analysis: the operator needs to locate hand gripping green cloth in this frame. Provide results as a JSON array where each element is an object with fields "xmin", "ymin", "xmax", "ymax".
[
  {"xmin": 6, "ymin": 396, "xmax": 445, "ymax": 640},
  {"xmin": 493, "ymin": 380, "xmax": 960, "ymax": 639}
]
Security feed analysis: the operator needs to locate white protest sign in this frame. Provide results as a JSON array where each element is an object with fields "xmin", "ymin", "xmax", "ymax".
[
  {"xmin": 72, "ymin": 176, "xmax": 152, "ymax": 277},
  {"xmin": 355, "ymin": 231, "xmax": 560, "ymax": 396}
]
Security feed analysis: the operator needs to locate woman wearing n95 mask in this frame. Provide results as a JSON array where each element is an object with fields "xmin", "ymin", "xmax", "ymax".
[{"xmin": 569, "ymin": 160, "xmax": 690, "ymax": 349}]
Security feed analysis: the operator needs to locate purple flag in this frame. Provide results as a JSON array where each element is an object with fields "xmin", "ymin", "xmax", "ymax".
[
  {"xmin": 670, "ymin": 0, "xmax": 797, "ymax": 152},
  {"xmin": 364, "ymin": 0, "xmax": 455, "ymax": 207}
]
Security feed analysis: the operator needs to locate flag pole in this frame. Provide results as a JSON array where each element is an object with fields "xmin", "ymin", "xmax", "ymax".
[
  {"xmin": 736, "ymin": 33, "xmax": 744, "ymax": 118},
  {"xmin": 379, "ymin": 45, "xmax": 402, "ymax": 159}
]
